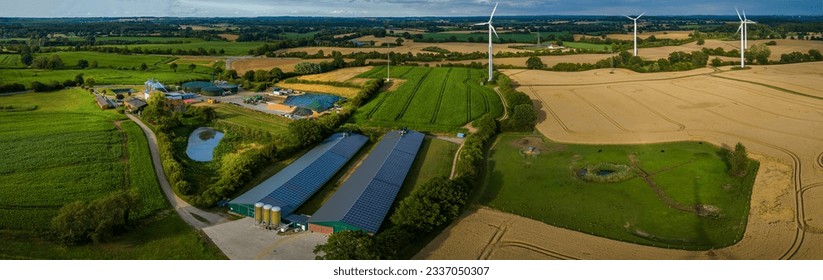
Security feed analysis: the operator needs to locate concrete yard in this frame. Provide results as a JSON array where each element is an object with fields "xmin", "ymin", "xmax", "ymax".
[{"xmin": 203, "ymin": 217, "xmax": 327, "ymax": 260}]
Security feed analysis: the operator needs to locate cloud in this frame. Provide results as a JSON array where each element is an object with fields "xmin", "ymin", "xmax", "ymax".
[{"xmin": 0, "ymin": 0, "xmax": 820, "ymax": 17}]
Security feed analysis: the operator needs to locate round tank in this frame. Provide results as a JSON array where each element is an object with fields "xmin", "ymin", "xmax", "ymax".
[
  {"xmin": 200, "ymin": 85, "xmax": 223, "ymax": 96},
  {"xmin": 254, "ymin": 203, "xmax": 264, "ymax": 224},
  {"xmin": 263, "ymin": 204, "xmax": 273, "ymax": 225},
  {"xmin": 271, "ymin": 206, "xmax": 281, "ymax": 227},
  {"xmin": 217, "ymin": 83, "xmax": 239, "ymax": 94}
]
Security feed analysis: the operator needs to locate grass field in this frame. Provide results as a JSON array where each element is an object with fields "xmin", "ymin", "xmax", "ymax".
[
  {"xmin": 481, "ymin": 133, "xmax": 759, "ymax": 250},
  {"xmin": 101, "ymin": 41, "xmax": 266, "ymax": 56},
  {"xmin": 0, "ymin": 54, "xmax": 24, "ymax": 69},
  {"xmin": 37, "ymin": 52, "xmax": 177, "ymax": 69},
  {"xmin": 95, "ymin": 37, "xmax": 205, "ymax": 43},
  {"xmin": 562, "ymin": 42, "xmax": 613, "ymax": 52},
  {"xmin": 211, "ymin": 103, "xmax": 291, "ymax": 137},
  {"xmin": 0, "ymin": 68, "xmax": 211, "ymax": 88},
  {"xmin": 353, "ymin": 66, "xmax": 503, "ymax": 131},
  {"xmin": 0, "ymin": 89, "xmax": 224, "ymax": 259},
  {"xmin": 395, "ymin": 137, "xmax": 458, "ymax": 202},
  {"xmin": 0, "ymin": 213, "xmax": 225, "ymax": 259}
]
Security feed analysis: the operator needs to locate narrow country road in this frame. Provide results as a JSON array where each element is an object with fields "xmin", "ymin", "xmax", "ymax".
[
  {"xmin": 450, "ymin": 86, "xmax": 510, "ymax": 179},
  {"xmin": 127, "ymin": 114, "xmax": 228, "ymax": 229}
]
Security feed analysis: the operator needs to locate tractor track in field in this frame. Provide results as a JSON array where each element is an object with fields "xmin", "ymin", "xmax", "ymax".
[
  {"xmin": 429, "ymin": 68, "xmax": 453, "ymax": 124},
  {"xmin": 710, "ymin": 74, "xmax": 823, "ymax": 102},
  {"xmin": 711, "ymin": 79, "xmax": 823, "ymax": 111},
  {"xmin": 395, "ymin": 68, "xmax": 432, "ymax": 121},
  {"xmin": 498, "ymin": 241, "xmax": 579, "ymax": 260},
  {"xmin": 365, "ymin": 89, "xmax": 391, "ymax": 120},
  {"xmin": 465, "ymin": 70, "xmax": 473, "ymax": 124},
  {"xmin": 606, "ymin": 86, "xmax": 687, "ymax": 131},
  {"xmin": 478, "ymin": 219, "xmax": 514, "ymax": 260},
  {"xmin": 647, "ymin": 84, "xmax": 823, "ymax": 143},
  {"xmin": 818, "ymin": 152, "xmax": 823, "ymax": 169},
  {"xmin": 669, "ymin": 80, "xmax": 823, "ymax": 123},
  {"xmin": 800, "ymin": 182, "xmax": 823, "ymax": 234},
  {"xmin": 571, "ymin": 89, "xmax": 631, "ymax": 133},
  {"xmin": 529, "ymin": 86, "xmax": 573, "ymax": 133}
]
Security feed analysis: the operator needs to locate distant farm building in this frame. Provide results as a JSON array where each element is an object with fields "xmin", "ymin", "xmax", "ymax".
[
  {"xmin": 308, "ymin": 130, "xmax": 424, "ymax": 234},
  {"xmin": 94, "ymin": 94, "xmax": 115, "ymax": 110},
  {"xmin": 228, "ymin": 132, "xmax": 369, "ymax": 227},
  {"xmin": 124, "ymin": 98, "xmax": 148, "ymax": 113}
]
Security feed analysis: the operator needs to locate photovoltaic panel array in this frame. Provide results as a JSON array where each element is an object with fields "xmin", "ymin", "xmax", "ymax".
[
  {"xmin": 309, "ymin": 130, "xmax": 424, "ymax": 233},
  {"xmin": 228, "ymin": 133, "xmax": 368, "ymax": 218}
]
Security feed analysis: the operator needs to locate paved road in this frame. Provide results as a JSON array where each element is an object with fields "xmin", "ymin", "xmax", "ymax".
[{"xmin": 127, "ymin": 114, "xmax": 228, "ymax": 229}]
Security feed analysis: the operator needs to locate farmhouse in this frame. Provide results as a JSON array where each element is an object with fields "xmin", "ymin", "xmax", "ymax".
[
  {"xmin": 308, "ymin": 130, "xmax": 424, "ymax": 234},
  {"xmin": 228, "ymin": 132, "xmax": 368, "ymax": 227}
]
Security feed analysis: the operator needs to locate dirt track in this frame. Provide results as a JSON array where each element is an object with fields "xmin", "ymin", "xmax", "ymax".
[{"xmin": 417, "ymin": 62, "xmax": 823, "ymax": 259}]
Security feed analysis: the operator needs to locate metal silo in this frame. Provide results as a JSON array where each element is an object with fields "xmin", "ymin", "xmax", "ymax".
[
  {"xmin": 263, "ymin": 204, "xmax": 273, "ymax": 225},
  {"xmin": 271, "ymin": 206, "xmax": 281, "ymax": 227},
  {"xmin": 254, "ymin": 202, "xmax": 264, "ymax": 224}
]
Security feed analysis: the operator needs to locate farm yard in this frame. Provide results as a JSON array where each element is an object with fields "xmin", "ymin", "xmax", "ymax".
[
  {"xmin": 419, "ymin": 63, "xmax": 823, "ymax": 259},
  {"xmin": 0, "ymin": 89, "xmax": 223, "ymax": 259},
  {"xmin": 353, "ymin": 66, "xmax": 504, "ymax": 131}
]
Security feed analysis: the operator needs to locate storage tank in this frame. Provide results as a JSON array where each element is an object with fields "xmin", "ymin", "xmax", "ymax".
[
  {"xmin": 263, "ymin": 204, "xmax": 273, "ymax": 225},
  {"xmin": 200, "ymin": 85, "xmax": 223, "ymax": 96},
  {"xmin": 254, "ymin": 202, "xmax": 264, "ymax": 224},
  {"xmin": 271, "ymin": 206, "xmax": 281, "ymax": 227}
]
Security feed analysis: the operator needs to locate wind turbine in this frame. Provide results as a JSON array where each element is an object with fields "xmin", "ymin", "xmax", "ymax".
[
  {"xmin": 475, "ymin": 2, "xmax": 499, "ymax": 82},
  {"xmin": 735, "ymin": 8, "xmax": 754, "ymax": 68},
  {"xmin": 624, "ymin": 12, "xmax": 646, "ymax": 56},
  {"xmin": 739, "ymin": 9, "xmax": 756, "ymax": 49}
]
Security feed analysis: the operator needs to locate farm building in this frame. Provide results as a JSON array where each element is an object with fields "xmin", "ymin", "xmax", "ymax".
[
  {"xmin": 124, "ymin": 98, "xmax": 147, "ymax": 113},
  {"xmin": 94, "ymin": 94, "xmax": 114, "ymax": 110},
  {"xmin": 308, "ymin": 130, "xmax": 425, "ymax": 234},
  {"xmin": 228, "ymin": 132, "xmax": 369, "ymax": 226}
]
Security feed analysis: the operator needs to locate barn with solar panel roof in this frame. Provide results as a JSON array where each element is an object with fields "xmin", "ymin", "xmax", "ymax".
[
  {"xmin": 308, "ymin": 129, "xmax": 425, "ymax": 234},
  {"xmin": 228, "ymin": 132, "xmax": 368, "ymax": 227}
]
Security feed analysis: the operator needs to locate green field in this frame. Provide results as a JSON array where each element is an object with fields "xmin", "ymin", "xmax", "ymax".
[
  {"xmin": 353, "ymin": 66, "xmax": 503, "ymax": 132},
  {"xmin": 212, "ymin": 103, "xmax": 290, "ymax": 137},
  {"xmin": 562, "ymin": 42, "xmax": 613, "ymax": 51},
  {"xmin": 95, "ymin": 37, "xmax": 205, "ymax": 43},
  {"xmin": 0, "ymin": 90, "xmax": 224, "ymax": 259},
  {"xmin": 481, "ymin": 133, "xmax": 759, "ymax": 250},
  {"xmin": 38, "ymin": 52, "xmax": 176, "ymax": 69},
  {"xmin": 0, "ymin": 54, "xmax": 24, "ymax": 69},
  {"xmin": 0, "ymin": 68, "xmax": 211, "ymax": 88},
  {"xmin": 101, "ymin": 41, "xmax": 266, "ymax": 56},
  {"xmin": 396, "ymin": 137, "xmax": 458, "ymax": 201}
]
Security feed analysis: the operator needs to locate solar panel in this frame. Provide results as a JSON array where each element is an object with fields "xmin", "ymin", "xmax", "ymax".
[
  {"xmin": 342, "ymin": 180, "xmax": 401, "ymax": 232},
  {"xmin": 309, "ymin": 130, "xmax": 425, "ymax": 233}
]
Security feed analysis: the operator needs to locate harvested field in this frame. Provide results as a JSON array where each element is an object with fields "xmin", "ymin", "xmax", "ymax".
[
  {"xmin": 174, "ymin": 56, "xmax": 224, "ymax": 67},
  {"xmin": 580, "ymin": 31, "xmax": 694, "ymax": 41},
  {"xmin": 231, "ymin": 58, "xmax": 331, "ymax": 74},
  {"xmin": 467, "ymin": 54, "xmax": 610, "ymax": 68},
  {"xmin": 295, "ymin": 66, "xmax": 373, "ymax": 83},
  {"xmin": 219, "ymin": 34, "xmax": 239, "ymax": 42},
  {"xmin": 638, "ymin": 39, "xmax": 823, "ymax": 61},
  {"xmin": 420, "ymin": 64, "xmax": 823, "ymax": 259},
  {"xmin": 275, "ymin": 41, "xmax": 525, "ymax": 56}
]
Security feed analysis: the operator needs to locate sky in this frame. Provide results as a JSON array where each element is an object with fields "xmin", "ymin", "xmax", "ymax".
[{"xmin": 0, "ymin": 0, "xmax": 821, "ymax": 17}]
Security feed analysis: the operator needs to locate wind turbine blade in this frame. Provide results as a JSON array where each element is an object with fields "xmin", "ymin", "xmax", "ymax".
[
  {"xmin": 736, "ymin": 8, "xmax": 743, "ymax": 21},
  {"xmin": 474, "ymin": 22, "xmax": 488, "ymax": 26},
  {"xmin": 490, "ymin": 2, "xmax": 498, "ymax": 22},
  {"xmin": 624, "ymin": 15, "xmax": 633, "ymax": 20},
  {"xmin": 742, "ymin": 10, "xmax": 747, "ymax": 20},
  {"xmin": 734, "ymin": 24, "xmax": 743, "ymax": 36},
  {"xmin": 637, "ymin": 12, "xmax": 646, "ymax": 19},
  {"xmin": 490, "ymin": 25, "xmax": 499, "ymax": 39}
]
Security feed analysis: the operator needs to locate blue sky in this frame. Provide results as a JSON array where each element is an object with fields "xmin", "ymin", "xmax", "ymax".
[{"xmin": 0, "ymin": 0, "xmax": 820, "ymax": 17}]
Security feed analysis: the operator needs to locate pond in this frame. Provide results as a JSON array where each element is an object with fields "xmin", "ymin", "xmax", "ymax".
[{"xmin": 186, "ymin": 127, "xmax": 224, "ymax": 162}]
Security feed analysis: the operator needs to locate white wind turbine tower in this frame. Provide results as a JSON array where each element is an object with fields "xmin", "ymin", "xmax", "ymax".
[
  {"xmin": 739, "ymin": 9, "xmax": 756, "ymax": 49},
  {"xmin": 475, "ymin": 2, "xmax": 499, "ymax": 82},
  {"xmin": 735, "ymin": 8, "xmax": 755, "ymax": 68},
  {"xmin": 624, "ymin": 12, "xmax": 646, "ymax": 56}
]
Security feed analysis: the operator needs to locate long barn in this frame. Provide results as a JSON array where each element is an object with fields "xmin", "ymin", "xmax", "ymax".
[
  {"xmin": 308, "ymin": 130, "xmax": 424, "ymax": 234},
  {"xmin": 228, "ymin": 132, "xmax": 368, "ymax": 224}
]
